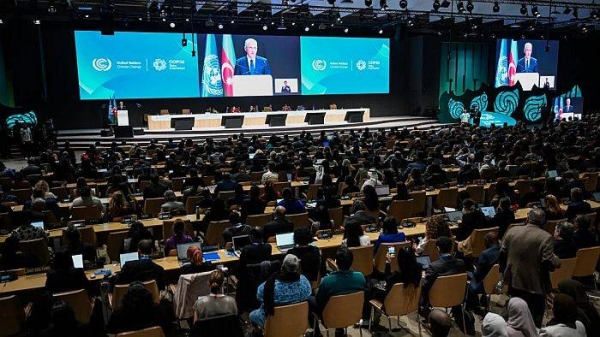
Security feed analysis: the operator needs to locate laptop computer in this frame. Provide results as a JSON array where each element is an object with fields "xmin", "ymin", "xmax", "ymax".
[
  {"xmin": 480, "ymin": 206, "xmax": 496, "ymax": 218},
  {"xmin": 31, "ymin": 221, "xmax": 44, "ymax": 230},
  {"xmin": 416, "ymin": 255, "xmax": 432, "ymax": 269},
  {"xmin": 72, "ymin": 254, "xmax": 84, "ymax": 269},
  {"xmin": 286, "ymin": 173, "xmax": 293, "ymax": 182},
  {"xmin": 176, "ymin": 242, "xmax": 197, "ymax": 267},
  {"xmin": 249, "ymin": 153, "xmax": 256, "ymax": 159},
  {"xmin": 322, "ymin": 140, "xmax": 330, "ymax": 148},
  {"xmin": 444, "ymin": 211, "xmax": 463, "ymax": 223},
  {"xmin": 375, "ymin": 185, "xmax": 390, "ymax": 196},
  {"xmin": 232, "ymin": 235, "xmax": 252, "ymax": 257},
  {"xmin": 275, "ymin": 232, "xmax": 295, "ymax": 253},
  {"xmin": 547, "ymin": 170, "xmax": 558, "ymax": 178},
  {"xmin": 593, "ymin": 192, "xmax": 600, "ymax": 202},
  {"xmin": 119, "ymin": 252, "xmax": 139, "ymax": 267}
]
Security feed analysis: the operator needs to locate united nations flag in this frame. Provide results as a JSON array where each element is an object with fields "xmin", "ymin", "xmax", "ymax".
[{"xmin": 201, "ymin": 34, "xmax": 223, "ymax": 97}]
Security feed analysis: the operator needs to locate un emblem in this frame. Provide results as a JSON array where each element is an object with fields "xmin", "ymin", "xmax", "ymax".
[{"xmin": 202, "ymin": 55, "xmax": 223, "ymax": 96}]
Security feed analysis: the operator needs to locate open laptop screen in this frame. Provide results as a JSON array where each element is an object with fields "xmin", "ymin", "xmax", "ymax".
[
  {"xmin": 72, "ymin": 254, "xmax": 84, "ymax": 269},
  {"xmin": 547, "ymin": 170, "xmax": 558, "ymax": 178},
  {"xmin": 416, "ymin": 255, "xmax": 432, "ymax": 269},
  {"xmin": 31, "ymin": 221, "xmax": 45, "ymax": 230},
  {"xmin": 275, "ymin": 232, "xmax": 294, "ymax": 247},
  {"xmin": 119, "ymin": 252, "xmax": 139, "ymax": 267},
  {"xmin": 480, "ymin": 206, "xmax": 496, "ymax": 218},
  {"xmin": 444, "ymin": 211, "xmax": 463, "ymax": 222},
  {"xmin": 176, "ymin": 242, "xmax": 197, "ymax": 260},
  {"xmin": 375, "ymin": 185, "xmax": 390, "ymax": 196},
  {"xmin": 232, "ymin": 235, "xmax": 252, "ymax": 252}
]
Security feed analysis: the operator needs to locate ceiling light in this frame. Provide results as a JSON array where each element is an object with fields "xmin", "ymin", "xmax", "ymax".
[
  {"xmin": 378, "ymin": 28, "xmax": 383, "ymax": 34},
  {"xmin": 466, "ymin": 0, "xmax": 474, "ymax": 13},
  {"xmin": 169, "ymin": 22, "xmax": 175, "ymax": 28},
  {"xmin": 433, "ymin": 0, "xmax": 440, "ymax": 11},
  {"xmin": 0, "ymin": 19, "xmax": 3, "ymax": 24},
  {"xmin": 305, "ymin": 26, "xmax": 310, "ymax": 32},
  {"xmin": 365, "ymin": 0, "xmax": 373, "ymax": 6},
  {"xmin": 218, "ymin": 23, "xmax": 224, "ymax": 29},
  {"xmin": 344, "ymin": 27, "xmax": 349, "ymax": 33},
  {"xmin": 520, "ymin": 4, "xmax": 527, "ymax": 15},
  {"xmin": 581, "ymin": 25, "xmax": 588, "ymax": 33},
  {"xmin": 531, "ymin": 5, "xmax": 540, "ymax": 18},
  {"xmin": 492, "ymin": 2, "xmax": 499, "ymax": 13},
  {"xmin": 457, "ymin": 1, "xmax": 464, "ymax": 13},
  {"xmin": 33, "ymin": 19, "xmax": 41, "ymax": 25},
  {"xmin": 591, "ymin": 10, "xmax": 598, "ymax": 20},
  {"xmin": 399, "ymin": 0, "xmax": 407, "ymax": 9},
  {"xmin": 262, "ymin": 24, "xmax": 268, "ymax": 30},
  {"xmin": 48, "ymin": 6, "xmax": 57, "ymax": 13}
]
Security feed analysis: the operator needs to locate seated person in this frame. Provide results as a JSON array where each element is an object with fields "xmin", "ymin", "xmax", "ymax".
[
  {"xmin": 70, "ymin": 187, "xmax": 105, "ymax": 216},
  {"xmin": 341, "ymin": 221, "xmax": 371, "ymax": 248},
  {"xmin": 160, "ymin": 190, "xmax": 185, "ymax": 215},
  {"xmin": 456, "ymin": 198, "xmax": 487, "ymax": 242},
  {"xmin": 107, "ymin": 282, "xmax": 168, "ymax": 334},
  {"xmin": 554, "ymin": 221, "xmax": 577, "ymax": 259},
  {"xmin": 10, "ymin": 216, "xmax": 48, "ymax": 241},
  {"xmin": 309, "ymin": 205, "xmax": 332, "ymax": 231},
  {"xmin": 241, "ymin": 185, "xmax": 266, "ymax": 222},
  {"xmin": 127, "ymin": 221, "xmax": 154, "ymax": 253},
  {"xmin": 466, "ymin": 232, "xmax": 500, "ymax": 309},
  {"xmin": 540, "ymin": 294, "xmax": 587, "ymax": 337},
  {"xmin": 164, "ymin": 219, "xmax": 193, "ymax": 255},
  {"xmin": 374, "ymin": 217, "xmax": 406, "ymax": 254},
  {"xmin": 263, "ymin": 206, "xmax": 294, "ymax": 242},
  {"xmin": 428, "ymin": 309, "xmax": 452, "ymax": 337},
  {"xmin": 222, "ymin": 211, "xmax": 252, "ymax": 244},
  {"xmin": 315, "ymin": 185, "xmax": 341, "ymax": 208},
  {"xmin": 239, "ymin": 227, "xmax": 272, "ymax": 267},
  {"xmin": 487, "ymin": 197, "xmax": 515, "ymax": 240},
  {"xmin": 564, "ymin": 188, "xmax": 591, "ymax": 221},
  {"xmin": 45, "ymin": 251, "xmax": 88, "ymax": 294},
  {"xmin": 107, "ymin": 190, "xmax": 135, "ymax": 222},
  {"xmin": 341, "ymin": 176, "xmax": 360, "ymax": 196},
  {"xmin": 572, "ymin": 214, "xmax": 599, "ymax": 249},
  {"xmin": 287, "ymin": 228, "xmax": 321, "ymax": 283},
  {"xmin": 276, "ymin": 188, "xmax": 306, "ymax": 215},
  {"xmin": 114, "ymin": 240, "xmax": 165, "ymax": 289},
  {"xmin": 0, "ymin": 235, "xmax": 42, "ymax": 270},
  {"xmin": 415, "ymin": 215, "xmax": 452, "ymax": 254},
  {"xmin": 193, "ymin": 269, "xmax": 238, "ymax": 323},
  {"xmin": 62, "ymin": 226, "xmax": 96, "ymax": 263},
  {"xmin": 181, "ymin": 245, "xmax": 215, "ymax": 275},
  {"xmin": 343, "ymin": 200, "xmax": 375, "ymax": 228},
  {"xmin": 249, "ymin": 254, "xmax": 312, "ymax": 328}
]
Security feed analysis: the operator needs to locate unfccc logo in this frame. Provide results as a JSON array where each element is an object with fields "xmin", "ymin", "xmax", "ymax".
[
  {"xmin": 92, "ymin": 58, "xmax": 112, "ymax": 71},
  {"xmin": 153, "ymin": 59, "xmax": 167, "ymax": 71},
  {"xmin": 312, "ymin": 59, "xmax": 327, "ymax": 71}
]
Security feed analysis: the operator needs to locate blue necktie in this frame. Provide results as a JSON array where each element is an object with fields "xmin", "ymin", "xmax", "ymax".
[{"xmin": 250, "ymin": 59, "xmax": 255, "ymax": 75}]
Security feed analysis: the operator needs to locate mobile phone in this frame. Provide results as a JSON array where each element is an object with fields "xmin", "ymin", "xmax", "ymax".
[{"xmin": 387, "ymin": 246, "xmax": 395, "ymax": 257}]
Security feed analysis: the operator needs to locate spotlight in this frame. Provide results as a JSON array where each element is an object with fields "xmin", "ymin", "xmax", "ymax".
[
  {"xmin": 433, "ymin": 0, "xmax": 440, "ymax": 12},
  {"xmin": 344, "ymin": 27, "xmax": 349, "ymax": 33},
  {"xmin": 169, "ymin": 22, "xmax": 175, "ymax": 28},
  {"xmin": 218, "ymin": 23, "xmax": 223, "ymax": 29},
  {"xmin": 304, "ymin": 26, "xmax": 310, "ymax": 32},
  {"xmin": 230, "ymin": 20, "xmax": 235, "ymax": 24},
  {"xmin": 531, "ymin": 6, "xmax": 540, "ymax": 18},
  {"xmin": 492, "ymin": 2, "xmax": 499, "ymax": 13},
  {"xmin": 33, "ymin": 19, "xmax": 41, "ymax": 25},
  {"xmin": 466, "ymin": 0, "xmax": 474, "ymax": 13},
  {"xmin": 378, "ymin": 28, "xmax": 383, "ymax": 34},
  {"xmin": 520, "ymin": 4, "xmax": 527, "ymax": 15},
  {"xmin": 563, "ymin": 6, "xmax": 571, "ymax": 15},
  {"xmin": 365, "ymin": 0, "xmax": 373, "ymax": 6},
  {"xmin": 0, "ymin": 19, "xmax": 3, "ymax": 24},
  {"xmin": 440, "ymin": 0, "xmax": 450, "ymax": 8},
  {"xmin": 380, "ymin": 0, "xmax": 388, "ymax": 10},
  {"xmin": 457, "ymin": 1, "xmax": 464, "ymax": 13},
  {"xmin": 399, "ymin": 0, "xmax": 407, "ymax": 9},
  {"xmin": 262, "ymin": 24, "xmax": 268, "ymax": 30},
  {"xmin": 581, "ymin": 25, "xmax": 588, "ymax": 33}
]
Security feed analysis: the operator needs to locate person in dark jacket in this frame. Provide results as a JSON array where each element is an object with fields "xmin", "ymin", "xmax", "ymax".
[
  {"xmin": 263, "ymin": 206, "xmax": 294, "ymax": 241},
  {"xmin": 553, "ymin": 221, "xmax": 578, "ymax": 259},
  {"xmin": 239, "ymin": 227, "xmax": 272, "ymax": 267},
  {"xmin": 487, "ymin": 197, "xmax": 515, "ymax": 240},
  {"xmin": 457, "ymin": 198, "xmax": 487, "ymax": 241},
  {"xmin": 107, "ymin": 282, "xmax": 168, "ymax": 334},
  {"xmin": 114, "ymin": 240, "xmax": 165, "ymax": 289},
  {"xmin": 287, "ymin": 228, "xmax": 321, "ymax": 282},
  {"xmin": 45, "ymin": 251, "xmax": 88, "ymax": 294},
  {"xmin": 564, "ymin": 187, "xmax": 592, "ymax": 221},
  {"xmin": 466, "ymin": 232, "xmax": 500, "ymax": 309},
  {"xmin": 142, "ymin": 174, "xmax": 168, "ymax": 200},
  {"xmin": 241, "ymin": 185, "xmax": 266, "ymax": 222},
  {"xmin": 572, "ymin": 214, "xmax": 599, "ymax": 249}
]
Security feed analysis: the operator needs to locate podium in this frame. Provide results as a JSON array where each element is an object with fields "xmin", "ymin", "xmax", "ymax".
[{"xmin": 117, "ymin": 110, "xmax": 129, "ymax": 126}]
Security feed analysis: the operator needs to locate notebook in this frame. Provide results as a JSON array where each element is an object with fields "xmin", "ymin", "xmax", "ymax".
[
  {"xmin": 416, "ymin": 255, "xmax": 432, "ymax": 269},
  {"xmin": 31, "ymin": 221, "xmax": 45, "ymax": 230},
  {"xmin": 72, "ymin": 254, "xmax": 84, "ymax": 269},
  {"xmin": 444, "ymin": 211, "xmax": 463, "ymax": 223},
  {"xmin": 232, "ymin": 235, "xmax": 252, "ymax": 258},
  {"xmin": 176, "ymin": 242, "xmax": 197, "ymax": 267},
  {"xmin": 119, "ymin": 252, "xmax": 139, "ymax": 267},
  {"xmin": 480, "ymin": 206, "xmax": 496, "ymax": 218},
  {"xmin": 275, "ymin": 232, "xmax": 295, "ymax": 253},
  {"xmin": 375, "ymin": 185, "xmax": 390, "ymax": 196},
  {"xmin": 547, "ymin": 170, "xmax": 558, "ymax": 178}
]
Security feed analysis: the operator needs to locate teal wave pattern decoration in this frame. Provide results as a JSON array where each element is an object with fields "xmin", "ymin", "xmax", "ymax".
[
  {"xmin": 470, "ymin": 93, "xmax": 489, "ymax": 112},
  {"xmin": 6, "ymin": 111, "xmax": 38, "ymax": 129},
  {"xmin": 448, "ymin": 98, "xmax": 466, "ymax": 119},
  {"xmin": 523, "ymin": 94, "xmax": 547, "ymax": 122},
  {"xmin": 494, "ymin": 89, "xmax": 519, "ymax": 116}
]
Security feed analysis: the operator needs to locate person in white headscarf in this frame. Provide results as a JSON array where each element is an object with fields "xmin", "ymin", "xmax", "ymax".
[
  {"xmin": 506, "ymin": 297, "xmax": 538, "ymax": 337},
  {"xmin": 483, "ymin": 312, "xmax": 508, "ymax": 337}
]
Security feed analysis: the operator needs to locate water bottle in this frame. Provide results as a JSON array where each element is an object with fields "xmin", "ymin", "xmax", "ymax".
[{"xmin": 195, "ymin": 205, "xmax": 200, "ymax": 220}]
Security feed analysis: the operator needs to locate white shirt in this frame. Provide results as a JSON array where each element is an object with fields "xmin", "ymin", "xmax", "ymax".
[{"xmin": 460, "ymin": 112, "xmax": 470, "ymax": 123}]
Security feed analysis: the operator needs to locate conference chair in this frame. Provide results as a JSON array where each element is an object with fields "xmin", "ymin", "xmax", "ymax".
[
  {"xmin": 0, "ymin": 212, "xmax": 14, "ymax": 232},
  {"xmin": 420, "ymin": 239, "xmax": 440, "ymax": 262},
  {"xmin": 217, "ymin": 190, "xmax": 236, "ymax": 203},
  {"xmin": 482, "ymin": 264, "xmax": 503, "ymax": 312},
  {"xmin": 287, "ymin": 212, "xmax": 310, "ymax": 231},
  {"xmin": 185, "ymin": 195, "xmax": 202, "ymax": 215},
  {"xmin": 387, "ymin": 200, "xmax": 413, "ymax": 223},
  {"xmin": 374, "ymin": 242, "xmax": 411, "ymax": 274},
  {"xmin": 144, "ymin": 197, "xmax": 165, "ymax": 217},
  {"xmin": 583, "ymin": 172, "xmax": 598, "ymax": 193},
  {"xmin": 350, "ymin": 245, "xmax": 375, "ymax": 277},
  {"xmin": 63, "ymin": 224, "xmax": 96, "ymax": 247},
  {"xmin": 170, "ymin": 177, "xmax": 184, "ymax": 192},
  {"xmin": 408, "ymin": 191, "xmax": 427, "ymax": 216},
  {"xmin": 116, "ymin": 326, "xmax": 165, "ymax": 337},
  {"xmin": 264, "ymin": 301, "xmax": 309, "ymax": 337},
  {"xmin": 315, "ymin": 291, "xmax": 365, "ymax": 337},
  {"xmin": 434, "ymin": 187, "xmax": 458, "ymax": 211},
  {"xmin": 172, "ymin": 271, "xmax": 213, "ymax": 328},
  {"xmin": 159, "ymin": 109, "xmax": 170, "ymax": 115},
  {"xmin": 368, "ymin": 283, "xmax": 422, "ymax": 335},
  {"xmin": 305, "ymin": 184, "xmax": 321, "ymax": 200},
  {"xmin": 572, "ymin": 246, "xmax": 600, "ymax": 290},
  {"xmin": 513, "ymin": 180, "xmax": 531, "ymax": 198},
  {"xmin": 272, "ymin": 182, "xmax": 291, "ymax": 195},
  {"xmin": 328, "ymin": 207, "xmax": 343, "ymax": 229},
  {"xmin": 112, "ymin": 280, "xmax": 160, "ymax": 309},
  {"xmin": 205, "ymin": 220, "xmax": 230, "ymax": 247},
  {"xmin": 251, "ymin": 171, "xmax": 266, "ymax": 183},
  {"xmin": 246, "ymin": 213, "xmax": 272, "ymax": 229},
  {"xmin": 71, "ymin": 206, "xmax": 102, "ymax": 222},
  {"xmin": 428, "ymin": 273, "xmax": 469, "ymax": 334},
  {"xmin": 463, "ymin": 227, "xmax": 499, "ymax": 258},
  {"xmin": 53, "ymin": 289, "xmax": 93, "ymax": 324},
  {"xmin": 181, "ymin": 109, "xmax": 191, "ymax": 115},
  {"xmin": 190, "ymin": 314, "xmax": 244, "ymax": 337},
  {"xmin": 107, "ymin": 230, "xmax": 129, "ymax": 263},
  {"xmin": 465, "ymin": 185, "xmax": 485, "ymax": 205},
  {"xmin": 20, "ymin": 237, "xmax": 50, "ymax": 265},
  {"xmin": 0, "ymin": 295, "xmax": 25, "ymax": 337},
  {"xmin": 11, "ymin": 188, "xmax": 32, "ymax": 205},
  {"xmin": 549, "ymin": 258, "xmax": 577, "ymax": 290},
  {"xmin": 50, "ymin": 186, "xmax": 69, "ymax": 200},
  {"xmin": 544, "ymin": 219, "xmax": 566, "ymax": 236}
]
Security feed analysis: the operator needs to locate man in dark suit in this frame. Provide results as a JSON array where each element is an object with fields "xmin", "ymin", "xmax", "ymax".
[
  {"xmin": 239, "ymin": 227, "xmax": 272, "ymax": 266},
  {"xmin": 564, "ymin": 187, "xmax": 592, "ymax": 221},
  {"xmin": 234, "ymin": 38, "xmax": 271, "ymax": 75},
  {"xmin": 420, "ymin": 236, "xmax": 466, "ymax": 316},
  {"xmin": 466, "ymin": 232, "xmax": 500, "ymax": 309},
  {"xmin": 500, "ymin": 208, "xmax": 561, "ymax": 327},
  {"xmin": 114, "ymin": 240, "xmax": 165, "ymax": 289},
  {"xmin": 263, "ymin": 206, "xmax": 294, "ymax": 241},
  {"xmin": 343, "ymin": 200, "xmax": 375, "ymax": 228},
  {"xmin": 213, "ymin": 172, "xmax": 237, "ymax": 196},
  {"xmin": 143, "ymin": 174, "xmax": 168, "ymax": 200},
  {"xmin": 281, "ymin": 80, "xmax": 291, "ymax": 94},
  {"xmin": 563, "ymin": 97, "xmax": 574, "ymax": 113},
  {"xmin": 516, "ymin": 42, "xmax": 539, "ymax": 73}
]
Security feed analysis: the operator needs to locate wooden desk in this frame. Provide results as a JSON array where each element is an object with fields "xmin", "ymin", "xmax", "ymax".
[{"xmin": 242, "ymin": 181, "xmax": 307, "ymax": 192}]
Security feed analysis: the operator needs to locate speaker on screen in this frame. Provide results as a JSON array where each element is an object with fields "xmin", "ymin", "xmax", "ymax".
[
  {"xmin": 100, "ymin": 11, "xmax": 115, "ymax": 35},
  {"xmin": 344, "ymin": 110, "xmax": 365, "ymax": 123}
]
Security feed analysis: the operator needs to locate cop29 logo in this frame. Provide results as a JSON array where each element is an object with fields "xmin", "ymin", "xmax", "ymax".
[{"xmin": 92, "ymin": 58, "xmax": 112, "ymax": 71}]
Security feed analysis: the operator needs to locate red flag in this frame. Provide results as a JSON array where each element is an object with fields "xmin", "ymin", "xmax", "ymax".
[
  {"xmin": 508, "ymin": 40, "xmax": 517, "ymax": 86},
  {"xmin": 221, "ymin": 34, "xmax": 236, "ymax": 97}
]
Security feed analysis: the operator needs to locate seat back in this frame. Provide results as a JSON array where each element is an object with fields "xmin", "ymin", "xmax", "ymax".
[
  {"xmin": 306, "ymin": 184, "xmax": 321, "ymax": 200},
  {"xmin": 251, "ymin": 171, "xmax": 266, "ymax": 183},
  {"xmin": 272, "ymin": 182, "xmax": 291, "ymax": 194},
  {"xmin": 53, "ymin": 289, "xmax": 92, "ymax": 324},
  {"xmin": 482, "ymin": 264, "xmax": 502, "ymax": 295},
  {"xmin": 428, "ymin": 273, "xmax": 468, "ymax": 308},
  {"xmin": 173, "ymin": 271, "xmax": 213, "ymax": 319},
  {"xmin": 435, "ymin": 187, "xmax": 458, "ymax": 209},
  {"xmin": 217, "ymin": 190, "xmax": 236, "ymax": 203},
  {"xmin": 465, "ymin": 185, "xmax": 485, "ymax": 204},
  {"xmin": 144, "ymin": 197, "xmax": 165, "ymax": 217},
  {"xmin": 349, "ymin": 245, "xmax": 374, "ymax": 277},
  {"xmin": 50, "ymin": 186, "xmax": 69, "ymax": 200},
  {"xmin": 550, "ymin": 258, "xmax": 577, "ymax": 290},
  {"xmin": 322, "ymin": 292, "xmax": 365, "ymax": 329},
  {"xmin": 470, "ymin": 227, "xmax": 499, "ymax": 257},
  {"xmin": 185, "ymin": 195, "xmax": 202, "ymax": 215},
  {"xmin": 181, "ymin": 109, "xmax": 191, "ymax": 115},
  {"xmin": 246, "ymin": 213, "xmax": 272, "ymax": 229},
  {"xmin": 264, "ymin": 301, "xmax": 308, "ymax": 337},
  {"xmin": 116, "ymin": 326, "xmax": 165, "ymax": 337},
  {"xmin": 287, "ymin": 212, "xmax": 310, "ymax": 230},
  {"xmin": 513, "ymin": 180, "xmax": 531, "ymax": 198},
  {"xmin": 72, "ymin": 206, "xmax": 102, "ymax": 221},
  {"xmin": 583, "ymin": 172, "xmax": 598, "ymax": 193},
  {"xmin": 573, "ymin": 246, "xmax": 600, "ymax": 278},
  {"xmin": 421, "ymin": 239, "xmax": 440, "ymax": 262},
  {"xmin": 107, "ymin": 230, "xmax": 129, "ymax": 263},
  {"xmin": 12, "ymin": 188, "xmax": 32, "ymax": 205},
  {"xmin": 190, "ymin": 314, "xmax": 244, "ymax": 337},
  {"xmin": 205, "ymin": 220, "xmax": 230, "ymax": 247},
  {"xmin": 0, "ymin": 295, "xmax": 25, "ymax": 336},
  {"xmin": 408, "ymin": 191, "xmax": 426, "ymax": 215},
  {"xmin": 113, "ymin": 280, "xmax": 160, "ymax": 309},
  {"xmin": 20, "ymin": 237, "xmax": 50, "ymax": 265},
  {"xmin": 160, "ymin": 109, "xmax": 170, "ymax": 115},
  {"xmin": 171, "ymin": 178, "xmax": 184, "ymax": 192},
  {"xmin": 384, "ymin": 283, "xmax": 422, "ymax": 317},
  {"xmin": 328, "ymin": 207, "xmax": 343, "ymax": 229},
  {"xmin": 387, "ymin": 200, "xmax": 413, "ymax": 223},
  {"xmin": 374, "ymin": 242, "xmax": 410, "ymax": 273}
]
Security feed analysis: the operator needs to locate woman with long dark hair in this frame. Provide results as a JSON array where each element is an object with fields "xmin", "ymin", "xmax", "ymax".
[
  {"xmin": 369, "ymin": 246, "xmax": 423, "ymax": 303},
  {"xmin": 342, "ymin": 222, "xmax": 370, "ymax": 248},
  {"xmin": 107, "ymin": 282, "xmax": 168, "ymax": 333}
]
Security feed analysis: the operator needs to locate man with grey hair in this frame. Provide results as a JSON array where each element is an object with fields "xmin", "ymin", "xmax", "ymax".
[
  {"xmin": 517, "ymin": 42, "xmax": 538, "ymax": 73},
  {"xmin": 500, "ymin": 208, "xmax": 560, "ymax": 327},
  {"xmin": 160, "ymin": 190, "xmax": 184, "ymax": 214},
  {"xmin": 234, "ymin": 38, "xmax": 271, "ymax": 75}
]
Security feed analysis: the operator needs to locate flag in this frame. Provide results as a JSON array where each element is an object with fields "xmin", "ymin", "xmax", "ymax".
[
  {"xmin": 494, "ymin": 39, "xmax": 508, "ymax": 87},
  {"xmin": 221, "ymin": 34, "xmax": 236, "ymax": 97},
  {"xmin": 201, "ymin": 34, "xmax": 223, "ymax": 97},
  {"xmin": 508, "ymin": 39, "xmax": 517, "ymax": 86},
  {"xmin": 112, "ymin": 94, "xmax": 118, "ymax": 124},
  {"xmin": 107, "ymin": 94, "xmax": 115, "ymax": 124}
]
